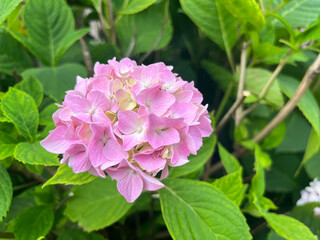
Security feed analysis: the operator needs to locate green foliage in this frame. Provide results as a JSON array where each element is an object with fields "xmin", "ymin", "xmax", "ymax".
[
  {"xmin": 43, "ymin": 164, "xmax": 97, "ymax": 188},
  {"xmin": 179, "ymin": 0, "xmax": 237, "ymax": 51},
  {"xmin": 12, "ymin": 206, "xmax": 54, "ymax": 240},
  {"xmin": 14, "ymin": 141, "xmax": 59, "ymax": 166},
  {"xmin": 39, "ymin": 104, "xmax": 58, "ymax": 126},
  {"xmin": 58, "ymin": 228, "xmax": 107, "ymax": 240},
  {"xmin": 0, "ymin": 131, "xmax": 17, "ymax": 160},
  {"xmin": 9, "ymin": 0, "xmax": 89, "ymax": 66},
  {"xmin": 22, "ymin": 63, "xmax": 87, "ymax": 102},
  {"xmin": 169, "ymin": 132, "xmax": 216, "ymax": 178},
  {"xmin": 159, "ymin": 178, "xmax": 251, "ymax": 240},
  {"xmin": 218, "ymin": 143, "xmax": 241, "ymax": 173},
  {"xmin": 0, "ymin": 0, "xmax": 23, "ymax": 25},
  {"xmin": 120, "ymin": 0, "xmax": 156, "ymax": 14},
  {"xmin": 264, "ymin": 213, "xmax": 317, "ymax": 240},
  {"xmin": 1, "ymin": 88, "xmax": 39, "ymax": 141},
  {"xmin": 0, "ymin": 164, "xmax": 12, "ymax": 221},
  {"xmin": 64, "ymin": 178, "xmax": 132, "ymax": 231},
  {"xmin": 15, "ymin": 77, "xmax": 43, "ymax": 107}
]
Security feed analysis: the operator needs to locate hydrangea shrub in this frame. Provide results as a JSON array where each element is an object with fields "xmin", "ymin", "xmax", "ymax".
[{"xmin": 41, "ymin": 58, "xmax": 213, "ymax": 202}]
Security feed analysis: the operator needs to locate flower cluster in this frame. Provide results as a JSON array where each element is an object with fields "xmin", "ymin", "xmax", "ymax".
[
  {"xmin": 41, "ymin": 58, "xmax": 213, "ymax": 202},
  {"xmin": 297, "ymin": 178, "xmax": 320, "ymax": 217}
]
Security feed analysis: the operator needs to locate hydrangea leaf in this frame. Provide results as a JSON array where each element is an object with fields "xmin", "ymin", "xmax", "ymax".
[
  {"xmin": 0, "ymin": 131, "xmax": 18, "ymax": 160},
  {"xmin": 64, "ymin": 177, "xmax": 132, "ymax": 231},
  {"xmin": 1, "ymin": 88, "xmax": 39, "ymax": 141},
  {"xmin": 39, "ymin": 104, "xmax": 58, "ymax": 126},
  {"xmin": 119, "ymin": 0, "xmax": 156, "ymax": 14},
  {"xmin": 159, "ymin": 178, "xmax": 252, "ymax": 240},
  {"xmin": 179, "ymin": 0, "xmax": 238, "ymax": 51},
  {"xmin": 13, "ymin": 206, "xmax": 54, "ymax": 240},
  {"xmin": 264, "ymin": 212, "xmax": 317, "ymax": 240},
  {"xmin": 14, "ymin": 141, "xmax": 59, "ymax": 166},
  {"xmin": 15, "ymin": 76, "xmax": 43, "ymax": 107},
  {"xmin": 0, "ymin": 163, "xmax": 13, "ymax": 221},
  {"xmin": 218, "ymin": 143, "xmax": 241, "ymax": 174},
  {"xmin": 43, "ymin": 164, "xmax": 97, "ymax": 188},
  {"xmin": 0, "ymin": 0, "xmax": 23, "ymax": 25},
  {"xmin": 58, "ymin": 228, "xmax": 106, "ymax": 240},
  {"xmin": 22, "ymin": 63, "xmax": 87, "ymax": 102}
]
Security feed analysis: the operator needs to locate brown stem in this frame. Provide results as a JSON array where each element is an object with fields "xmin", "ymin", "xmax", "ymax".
[
  {"xmin": 235, "ymin": 42, "xmax": 249, "ymax": 126},
  {"xmin": 106, "ymin": 0, "xmax": 117, "ymax": 45},
  {"xmin": 215, "ymin": 90, "xmax": 250, "ymax": 135},
  {"xmin": 79, "ymin": 37, "xmax": 94, "ymax": 76},
  {"xmin": 0, "ymin": 232, "xmax": 14, "ymax": 239}
]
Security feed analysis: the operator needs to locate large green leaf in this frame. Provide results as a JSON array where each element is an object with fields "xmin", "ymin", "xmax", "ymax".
[
  {"xmin": 13, "ymin": 206, "xmax": 54, "ymax": 240},
  {"xmin": 305, "ymin": 152, "xmax": 320, "ymax": 179},
  {"xmin": 273, "ymin": 0, "xmax": 320, "ymax": 28},
  {"xmin": 0, "ymin": 131, "xmax": 17, "ymax": 160},
  {"xmin": 9, "ymin": 0, "xmax": 88, "ymax": 66},
  {"xmin": 116, "ymin": 0, "xmax": 173, "ymax": 54},
  {"xmin": 179, "ymin": 0, "xmax": 238, "ymax": 51},
  {"xmin": 0, "ymin": 0, "xmax": 23, "ymax": 25},
  {"xmin": 159, "ymin": 178, "xmax": 251, "ymax": 240},
  {"xmin": 242, "ymin": 68, "xmax": 284, "ymax": 108},
  {"xmin": 291, "ymin": 203, "xmax": 320, "ymax": 234},
  {"xmin": 216, "ymin": 0, "xmax": 265, "ymax": 29},
  {"xmin": 213, "ymin": 169, "xmax": 246, "ymax": 207},
  {"xmin": 15, "ymin": 77, "xmax": 43, "ymax": 107},
  {"xmin": 1, "ymin": 88, "xmax": 39, "ymax": 141},
  {"xmin": 14, "ymin": 141, "xmax": 59, "ymax": 166},
  {"xmin": 0, "ymin": 164, "xmax": 12, "ymax": 221},
  {"xmin": 43, "ymin": 164, "xmax": 97, "ymax": 188},
  {"xmin": 39, "ymin": 104, "xmax": 58, "ymax": 126},
  {"xmin": 22, "ymin": 63, "xmax": 87, "ymax": 102},
  {"xmin": 264, "ymin": 212, "xmax": 317, "ymax": 240},
  {"xmin": 169, "ymin": 133, "xmax": 216, "ymax": 178},
  {"xmin": 58, "ymin": 228, "xmax": 106, "ymax": 240},
  {"xmin": 278, "ymin": 75, "xmax": 320, "ymax": 136},
  {"xmin": 64, "ymin": 177, "xmax": 132, "ymax": 231},
  {"xmin": 120, "ymin": 0, "xmax": 156, "ymax": 14}
]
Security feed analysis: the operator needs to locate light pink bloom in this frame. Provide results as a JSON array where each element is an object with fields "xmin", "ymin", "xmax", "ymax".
[{"xmin": 41, "ymin": 57, "xmax": 213, "ymax": 202}]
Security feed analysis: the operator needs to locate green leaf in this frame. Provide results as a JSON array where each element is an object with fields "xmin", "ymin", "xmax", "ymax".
[
  {"xmin": 278, "ymin": 74, "xmax": 320, "ymax": 136},
  {"xmin": 116, "ymin": 1, "xmax": 173, "ymax": 54},
  {"xmin": 0, "ymin": 0, "xmax": 23, "ymax": 25},
  {"xmin": 272, "ymin": 0, "xmax": 320, "ymax": 28},
  {"xmin": 120, "ymin": 0, "xmax": 156, "ymax": 14},
  {"xmin": 261, "ymin": 121, "xmax": 286, "ymax": 150},
  {"xmin": 291, "ymin": 203, "xmax": 320, "ymax": 234},
  {"xmin": 254, "ymin": 145, "xmax": 272, "ymax": 169},
  {"xmin": 250, "ymin": 160, "xmax": 265, "ymax": 198},
  {"xmin": 15, "ymin": 77, "xmax": 43, "ymax": 107},
  {"xmin": 14, "ymin": 141, "xmax": 59, "ymax": 166},
  {"xmin": 0, "ymin": 131, "xmax": 17, "ymax": 160},
  {"xmin": 64, "ymin": 177, "xmax": 132, "ymax": 231},
  {"xmin": 305, "ymin": 152, "xmax": 320, "ymax": 179},
  {"xmin": 213, "ymin": 169, "xmax": 246, "ymax": 207},
  {"xmin": 22, "ymin": 63, "xmax": 87, "ymax": 102},
  {"xmin": 242, "ymin": 68, "xmax": 284, "ymax": 108},
  {"xmin": 216, "ymin": 0, "xmax": 265, "ymax": 29},
  {"xmin": 179, "ymin": 0, "xmax": 238, "ymax": 51},
  {"xmin": 39, "ymin": 104, "xmax": 58, "ymax": 126},
  {"xmin": 159, "ymin": 178, "xmax": 252, "ymax": 240},
  {"xmin": 13, "ymin": 206, "xmax": 54, "ymax": 240},
  {"xmin": 58, "ymin": 228, "xmax": 106, "ymax": 240},
  {"xmin": 169, "ymin": 133, "xmax": 216, "ymax": 178},
  {"xmin": 1, "ymin": 88, "xmax": 39, "ymax": 141},
  {"xmin": 9, "ymin": 0, "xmax": 86, "ymax": 66},
  {"xmin": 43, "ymin": 164, "xmax": 97, "ymax": 188},
  {"xmin": 264, "ymin": 212, "xmax": 317, "ymax": 240},
  {"xmin": 0, "ymin": 164, "xmax": 12, "ymax": 221},
  {"xmin": 218, "ymin": 143, "xmax": 241, "ymax": 174}
]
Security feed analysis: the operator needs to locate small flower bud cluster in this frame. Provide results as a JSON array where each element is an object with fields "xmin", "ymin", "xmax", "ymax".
[
  {"xmin": 41, "ymin": 58, "xmax": 213, "ymax": 202},
  {"xmin": 297, "ymin": 178, "xmax": 320, "ymax": 217}
]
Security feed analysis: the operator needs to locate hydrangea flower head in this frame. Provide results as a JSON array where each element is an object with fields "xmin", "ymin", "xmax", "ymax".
[
  {"xmin": 41, "ymin": 58, "xmax": 213, "ymax": 202},
  {"xmin": 297, "ymin": 178, "xmax": 320, "ymax": 217}
]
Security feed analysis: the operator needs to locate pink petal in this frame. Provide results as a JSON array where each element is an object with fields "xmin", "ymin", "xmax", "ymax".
[
  {"xmin": 133, "ymin": 152, "xmax": 167, "ymax": 172},
  {"xmin": 64, "ymin": 93, "xmax": 90, "ymax": 113},
  {"xmin": 122, "ymin": 134, "xmax": 140, "ymax": 151},
  {"xmin": 138, "ymin": 170, "xmax": 164, "ymax": 191},
  {"xmin": 117, "ymin": 173, "xmax": 143, "ymax": 202},
  {"xmin": 87, "ymin": 90, "xmax": 110, "ymax": 111},
  {"xmin": 118, "ymin": 111, "xmax": 139, "ymax": 134}
]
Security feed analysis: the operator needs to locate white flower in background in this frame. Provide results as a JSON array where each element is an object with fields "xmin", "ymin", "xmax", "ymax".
[
  {"xmin": 83, "ymin": 8, "xmax": 102, "ymax": 42},
  {"xmin": 297, "ymin": 178, "xmax": 320, "ymax": 217},
  {"xmin": 297, "ymin": 178, "xmax": 320, "ymax": 206}
]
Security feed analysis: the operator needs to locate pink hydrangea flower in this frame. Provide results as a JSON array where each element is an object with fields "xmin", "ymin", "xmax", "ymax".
[{"xmin": 41, "ymin": 57, "xmax": 213, "ymax": 202}]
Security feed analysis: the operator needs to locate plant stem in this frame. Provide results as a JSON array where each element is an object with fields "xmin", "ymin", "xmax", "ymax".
[
  {"xmin": 240, "ymin": 51, "xmax": 291, "ymax": 120},
  {"xmin": 97, "ymin": 0, "xmax": 110, "ymax": 41},
  {"xmin": 0, "ymin": 232, "xmax": 14, "ymax": 239},
  {"xmin": 253, "ymin": 53, "xmax": 320, "ymax": 143},
  {"xmin": 106, "ymin": 0, "xmax": 117, "ymax": 45},
  {"xmin": 215, "ymin": 91, "xmax": 250, "ymax": 135},
  {"xmin": 79, "ymin": 37, "xmax": 93, "ymax": 76},
  {"xmin": 235, "ymin": 42, "xmax": 249, "ymax": 126}
]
